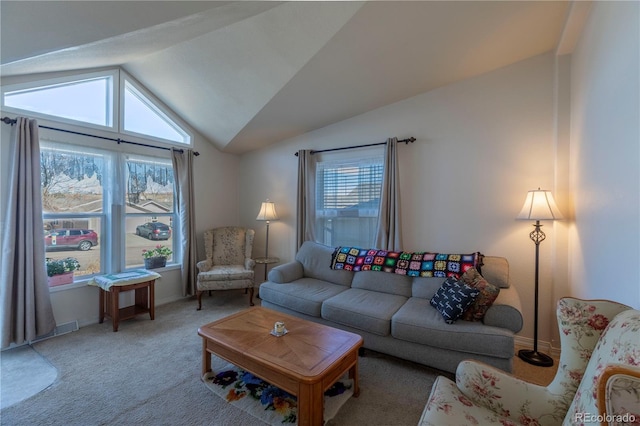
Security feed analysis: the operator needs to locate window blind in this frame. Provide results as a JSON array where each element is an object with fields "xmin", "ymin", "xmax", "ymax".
[{"xmin": 314, "ymin": 155, "xmax": 383, "ymax": 247}]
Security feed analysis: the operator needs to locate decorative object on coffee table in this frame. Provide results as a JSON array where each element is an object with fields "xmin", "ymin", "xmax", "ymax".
[
  {"xmin": 516, "ymin": 188, "xmax": 562, "ymax": 367},
  {"xmin": 142, "ymin": 245, "xmax": 172, "ymax": 269}
]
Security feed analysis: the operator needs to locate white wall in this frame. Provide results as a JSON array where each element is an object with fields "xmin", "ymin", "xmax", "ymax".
[
  {"xmin": 240, "ymin": 52, "xmax": 562, "ymax": 345},
  {"xmin": 568, "ymin": 1, "xmax": 640, "ymax": 308}
]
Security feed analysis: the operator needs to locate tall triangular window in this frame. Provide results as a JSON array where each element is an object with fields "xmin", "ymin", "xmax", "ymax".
[
  {"xmin": 3, "ymin": 75, "xmax": 113, "ymax": 127},
  {"xmin": 123, "ymin": 80, "xmax": 190, "ymax": 144},
  {"xmin": 1, "ymin": 68, "xmax": 192, "ymax": 145}
]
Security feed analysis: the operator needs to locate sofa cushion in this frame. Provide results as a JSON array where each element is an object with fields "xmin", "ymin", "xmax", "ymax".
[
  {"xmin": 351, "ymin": 270, "xmax": 413, "ymax": 297},
  {"xmin": 430, "ymin": 277, "xmax": 481, "ymax": 324},
  {"xmin": 258, "ymin": 278, "xmax": 349, "ymax": 317},
  {"xmin": 392, "ymin": 297, "xmax": 515, "ymax": 358},
  {"xmin": 197, "ymin": 265, "xmax": 254, "ymax": 281},
  {"xmin": 481, "ymin": 256, "xmax": 510, "ymax": 288},
  {"xmin": 296, "ymin": 241, "xmax": 354, "ymax": 286},
  {"xmin": 322, "ymin": 288, "xmax": 408, "ymax": 336},
  {"xmin": 412, "ymin": 277, "xmax": 448, "ymax": 299},
  {"xmin": 459, "ymin": 268, "xmax": 500, "ymax": 321}
]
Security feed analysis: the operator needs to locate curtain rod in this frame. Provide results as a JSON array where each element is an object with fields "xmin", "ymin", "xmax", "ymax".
[
  {"xmin": 294, "ymin": 137, "xmax": 415, "ymax": 156},
  {"xmin": 1, "ymin": 116, "xmax": 200, "ymax": 156}
]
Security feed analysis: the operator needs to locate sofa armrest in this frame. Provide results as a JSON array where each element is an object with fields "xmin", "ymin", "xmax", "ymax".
[
  {"xmin": 196, "ymin": 259, "xmax": 212, "ymax": 272},
  {"xmin": 456, "ymin": 360, "xmax": 571, "ymax": 423},
  {"xmin": 483, "ymin": 285, "xmax": 523, "ymax": 333},
  {"xmin": 268, "ymin": 261, "xmax": 304, "ymax": 283}
]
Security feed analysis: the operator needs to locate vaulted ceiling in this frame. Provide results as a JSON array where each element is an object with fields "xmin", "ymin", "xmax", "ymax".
[{"xmin": 1, "ymin": 1, "xmax": 571, "ymax": 154}]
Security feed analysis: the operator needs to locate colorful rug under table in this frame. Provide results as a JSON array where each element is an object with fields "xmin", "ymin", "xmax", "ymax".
[{"xmin": 203, "ymin": 364, "xmax": 354, "ymax": 425}]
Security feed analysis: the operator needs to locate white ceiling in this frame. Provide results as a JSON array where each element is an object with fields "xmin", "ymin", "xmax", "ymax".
[{"xmin": 1, "ymin": 1, "xmax": 572, "ymax": 154}]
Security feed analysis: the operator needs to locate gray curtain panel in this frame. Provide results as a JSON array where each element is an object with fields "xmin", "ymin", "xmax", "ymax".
[
  {"xmin": 1, "ymin": 117, "xmax": 56, "ymax": 349},
  {"xmin": 374, "ymin": 137, "xmax": 403, "ymax": 251},
  {"xmin": 296, "ymin": 149, "xmax": 316, "ymax": 250},
  {"xmin": 171, "ymin": 148, "xmax": 197, "ymax": 296}
]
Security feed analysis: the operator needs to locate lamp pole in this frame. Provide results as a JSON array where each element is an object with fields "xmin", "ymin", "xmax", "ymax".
[
  {"xmin": 265, "ymin": 220, "xmax": 270, "ymax": 259},
  {"xmin": 518, "ymin": 220, "xmax": 554, "ymax": 367},
  {"xmin": 516, "ymin": 188, "xmax": 562, "ymax": 367}
]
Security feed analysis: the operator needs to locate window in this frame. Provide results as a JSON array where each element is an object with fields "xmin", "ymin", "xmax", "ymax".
[
  {"xmin": 123, "ymin": 80, "xmax": 190, "ymax": 144},
  {"xmin": 2, "ymin": 68, "xmax": 191, "ymax": 145},
  {"xmin": 125, "ymin": 155, "xmax": 175, "ymax": 269},
  {"xmin": 3, "ymin": 73, "xmax": 114, "ymax": 128},
  {"xmin": 3, "ymin": 68, "xmax": 188, "ymax": 287},
  {"xmin": 315, "ymin": 155, "xmax": 383, "ymax": 247},
  {"xmin": 41, "ymin": 142, "xmax": 106, "ymax": 279},
  {"xmin": 41, "ymin": 139, "xmax": 178, "ymax": 286}
]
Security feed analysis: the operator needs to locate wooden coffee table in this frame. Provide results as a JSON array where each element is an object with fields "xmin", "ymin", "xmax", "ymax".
[{"xmin": 198, "ymin": 306, "xmax": 363, "ymax": 426}]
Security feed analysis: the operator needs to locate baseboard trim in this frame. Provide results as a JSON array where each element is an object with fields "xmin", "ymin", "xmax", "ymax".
[
  {"xmin": 514, "ymin": 335, "xmax": 561, "ymax": 358},
  {"xmin": 31, "ymin": 320, "xmax": 79, "ymax": 343}
]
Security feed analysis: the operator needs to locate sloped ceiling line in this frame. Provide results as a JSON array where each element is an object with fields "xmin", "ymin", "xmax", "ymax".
[{"xmin": 1, "ymin": 1, "xmax": 570, "ymax": 154}]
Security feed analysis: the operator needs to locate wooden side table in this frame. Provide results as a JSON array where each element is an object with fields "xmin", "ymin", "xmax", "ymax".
[
  {"xmin": 90, "ymin": 270, "xmax": 160, "ymax": 332},
  {"xmin": 255, "ymin": 256, "xmax": 279, "ymax": 281}
]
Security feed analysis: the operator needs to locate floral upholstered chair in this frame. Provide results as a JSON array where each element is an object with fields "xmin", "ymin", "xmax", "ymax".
[
  {"xmin": 196, "ymin": 227, "xmax": 256, "ymax": 310},
  {"xmin": 419, "ymin": 297, "xmax": 637, "ymax": 426},
  {"xmin": 597, "ymin": 364, "xmax": 640, "ymax": 424}
]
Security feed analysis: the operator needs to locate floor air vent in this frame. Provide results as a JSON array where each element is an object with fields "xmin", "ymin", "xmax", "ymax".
[{"xmin": 31, "ymin": 320, "xmax": 79, "ymax": 343}]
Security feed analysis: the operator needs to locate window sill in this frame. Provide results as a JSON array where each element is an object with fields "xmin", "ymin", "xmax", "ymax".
[
  {"xmin": 49, "ymin": 277, "xmax": 92, "ymax": 293},
  {"xmin": 48, "ymin": 264, "xmax": 181, "ymax": 292}
]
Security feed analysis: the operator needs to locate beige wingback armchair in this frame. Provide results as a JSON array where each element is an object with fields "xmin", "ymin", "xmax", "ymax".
[
  {"xmin": 419, "ymin": 297, "xmax": 637, "ymax": 425},
  {"xmin": 196, "ymin": 227, "xmax": 256, "ymax": 310}
]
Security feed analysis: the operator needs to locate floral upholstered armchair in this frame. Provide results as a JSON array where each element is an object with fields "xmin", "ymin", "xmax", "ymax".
[
  {"xmin": 597, "ymin": 364, "xmax": 640, "ymax": 424},
  {"xmin": 196, "ymin": 227, "xmax": 256, "ymax": 310},
  {"xmin": 419, "ymin": 297, "xmax": 638, "ymax": 426}
]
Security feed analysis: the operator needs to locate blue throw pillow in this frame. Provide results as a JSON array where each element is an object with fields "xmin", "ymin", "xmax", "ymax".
[{"xmin": 430, "ymin": 276, "xmax": 481, "ymax": 324}]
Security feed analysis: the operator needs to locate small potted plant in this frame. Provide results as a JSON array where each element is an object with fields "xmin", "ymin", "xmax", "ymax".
[
  {"xmin": 142, "ymin": 245, "xmax": 172, "ymax": 269},
  {"xmin": 46, "ymin": 257, "xmax": 80, "ymax": 286}
]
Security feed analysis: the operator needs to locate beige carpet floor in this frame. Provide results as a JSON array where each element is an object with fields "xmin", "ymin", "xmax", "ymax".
[
  {"xmin": 513, "ymin": 345, "xmax": 559, "ymax": 386},
  {"xmin": 1, "ymin": 291, "xmax": 559, "ymax": 425},
  {"xmin": 1, "ymin": 292, "xmax": 445, "ymax": 425}
]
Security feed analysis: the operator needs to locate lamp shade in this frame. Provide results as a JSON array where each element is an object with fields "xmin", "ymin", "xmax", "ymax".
[
  {"xmin": 256, "ymin": 200, "xmax": 278, "ymax": 221},
  {"xmin": 517, "ymin": 188, "xmax": 563, "ymax": 220}
]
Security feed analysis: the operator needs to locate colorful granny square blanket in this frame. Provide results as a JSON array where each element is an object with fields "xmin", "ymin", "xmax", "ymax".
[{"xmin": 330, "ymin": 247, "xmax": 482, "ymax": 278}]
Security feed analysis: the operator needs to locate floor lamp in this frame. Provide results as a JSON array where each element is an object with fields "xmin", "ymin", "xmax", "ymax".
[
  {"xmin": 516, "ymin": 188, "xmax": 563, "ymax": 367},
  {"xmin": 256, "ymin": 199, "xmax": 278, "ymax": 259}
]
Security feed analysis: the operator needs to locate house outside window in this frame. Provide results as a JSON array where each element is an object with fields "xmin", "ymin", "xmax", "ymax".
[
  {"xmin": 42, "ymin": 142, "xmax": 106, "ymax": 278},
  {"xmin": 41, "ymin": 141, "xmax": 178, "ymax": 283},
  {"xmin": 124, "ymin": 155, "xmax": 175, "ymax": 268}
]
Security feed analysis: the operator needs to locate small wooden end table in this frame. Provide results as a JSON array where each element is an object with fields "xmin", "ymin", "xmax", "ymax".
[
  {"xmin": 255, "ymin": 256, "xmax": 279, "ymax": 281},
  {"xmin": 198, "ymin": 307, "xmax": 363, "ymax": 426},
  {"xmin": 91, "ymin": 270, "xmax": 160, "ymax": 332}
]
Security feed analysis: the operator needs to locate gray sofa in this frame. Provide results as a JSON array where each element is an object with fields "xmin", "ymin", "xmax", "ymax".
[{"xmin": 259, "ymin": 241, "xmax": 523, "ymax": 373}]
